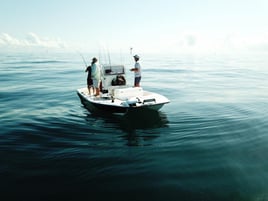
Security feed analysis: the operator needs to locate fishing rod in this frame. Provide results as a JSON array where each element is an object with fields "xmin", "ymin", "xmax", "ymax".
[{"xmin": 77, "ymin": 51, "xmax": 88, "ymax": 68}]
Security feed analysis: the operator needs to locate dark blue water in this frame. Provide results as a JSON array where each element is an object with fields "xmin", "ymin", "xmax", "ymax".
[{"xmin": 1, "ymin": 52, "xmax": 268, "ymax": 201}]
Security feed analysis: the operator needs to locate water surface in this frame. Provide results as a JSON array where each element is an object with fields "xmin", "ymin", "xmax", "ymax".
[{"xmin": 1, "ymin": 52, "xmax": 268, "ymax": 201}]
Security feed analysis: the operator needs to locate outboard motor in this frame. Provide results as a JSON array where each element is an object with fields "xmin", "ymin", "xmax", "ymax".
[{"xmin": 112, "ymin": 75, "xmax": 126, "ymax": 86}]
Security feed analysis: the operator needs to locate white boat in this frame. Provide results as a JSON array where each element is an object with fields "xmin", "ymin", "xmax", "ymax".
[{"xmin": 77, "ymin": 64, "xmax": 169, "ymax": 114}]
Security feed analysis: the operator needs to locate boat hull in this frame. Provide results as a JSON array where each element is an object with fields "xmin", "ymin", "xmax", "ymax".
[
  {"xmin": 77, "ymin": 92, "xmax": 128, "ymax": 113},
  {"xmin": 77, "ymin": 88, "xmax": 169, "ymax": 114}
]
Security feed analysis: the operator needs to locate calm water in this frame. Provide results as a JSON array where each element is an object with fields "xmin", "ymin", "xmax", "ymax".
[{"xmin": 1, "ymin": 52, "xmax": 268, "ymax": 201}]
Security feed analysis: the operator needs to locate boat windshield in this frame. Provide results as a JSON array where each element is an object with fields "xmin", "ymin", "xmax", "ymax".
[{"xmin": 102, "ymin": 65, "xmax": 125, "ymax": 75}]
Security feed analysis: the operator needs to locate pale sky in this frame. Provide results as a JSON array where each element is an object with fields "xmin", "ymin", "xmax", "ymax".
[{"xmin": 0, "ymin": 0, "xmax": 268, "ymax": 54}]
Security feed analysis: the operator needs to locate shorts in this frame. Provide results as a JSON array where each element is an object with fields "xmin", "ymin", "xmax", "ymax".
[
  {"xmin": 134, "ymin": 76, "xmax": 141, "ymax": 86},
  {"xmin": 87, "ymin": 78, "xmax": 93, "ymax": 86},
  {"xmin": 92, "ymin": 79, "xmax": 100, "ymax": 88}
]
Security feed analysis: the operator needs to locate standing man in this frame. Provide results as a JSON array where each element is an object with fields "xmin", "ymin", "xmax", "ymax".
[
  {"xmin": 85, "ymin": 65, "xmax": 93, "ymax": 95},
  {"xmin": 91, "ymin": 57, "xmax": 101, "ymax": 96},
  {"xmin": 130, "ymin": 54, "xmax": 141, "ymax": 87}
]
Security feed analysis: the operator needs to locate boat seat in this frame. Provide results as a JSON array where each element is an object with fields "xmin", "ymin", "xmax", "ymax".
[{"xmin": 113, "ymin": 87, "xmax": 143, "ymax": 100}]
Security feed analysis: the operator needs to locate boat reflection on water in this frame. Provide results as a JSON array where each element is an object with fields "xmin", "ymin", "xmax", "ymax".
[
  {"xmin": 119, "ymin": 110, "xmax": 169, "ymax": 146},
  {"xmin": 120, "ymin": 109, "xmax": 168, "ymax": 131},
  {"xmin": 84, "ymin": 108, "xmax": 169, "ymax": 146}
]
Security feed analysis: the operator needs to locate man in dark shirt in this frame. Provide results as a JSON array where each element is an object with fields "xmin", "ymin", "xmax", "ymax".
[{"xmin": 85, "ymin": 65, "xmax": 93, "ymax": 95}]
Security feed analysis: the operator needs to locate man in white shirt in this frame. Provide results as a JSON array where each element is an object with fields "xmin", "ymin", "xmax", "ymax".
[
  {"xmin": 130, "ymin": 55, "xmax": 141, "ymax": 87},
  {"xmin": 91, "ymin": 57, "xmax": 101, "ymax": 96}
]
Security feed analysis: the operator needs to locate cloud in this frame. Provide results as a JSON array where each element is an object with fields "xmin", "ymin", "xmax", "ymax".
[
  {"xmin": 162, "ymin": 31, "xmax": 268, "ymax": 54},
  {"xmin": 1, "ymin": 32, "xmax": 268, "ymax": 54},
  {"xmin": 0, "ymin": 32, "xmax": 68, "ymax": 49},
  {"xmin": 0, "ymin": 33, "xmax": 21, "ymax": 46},
  {"xmin": 219, "ymin": 32, "xmax": 268, "ymax": 53}
]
